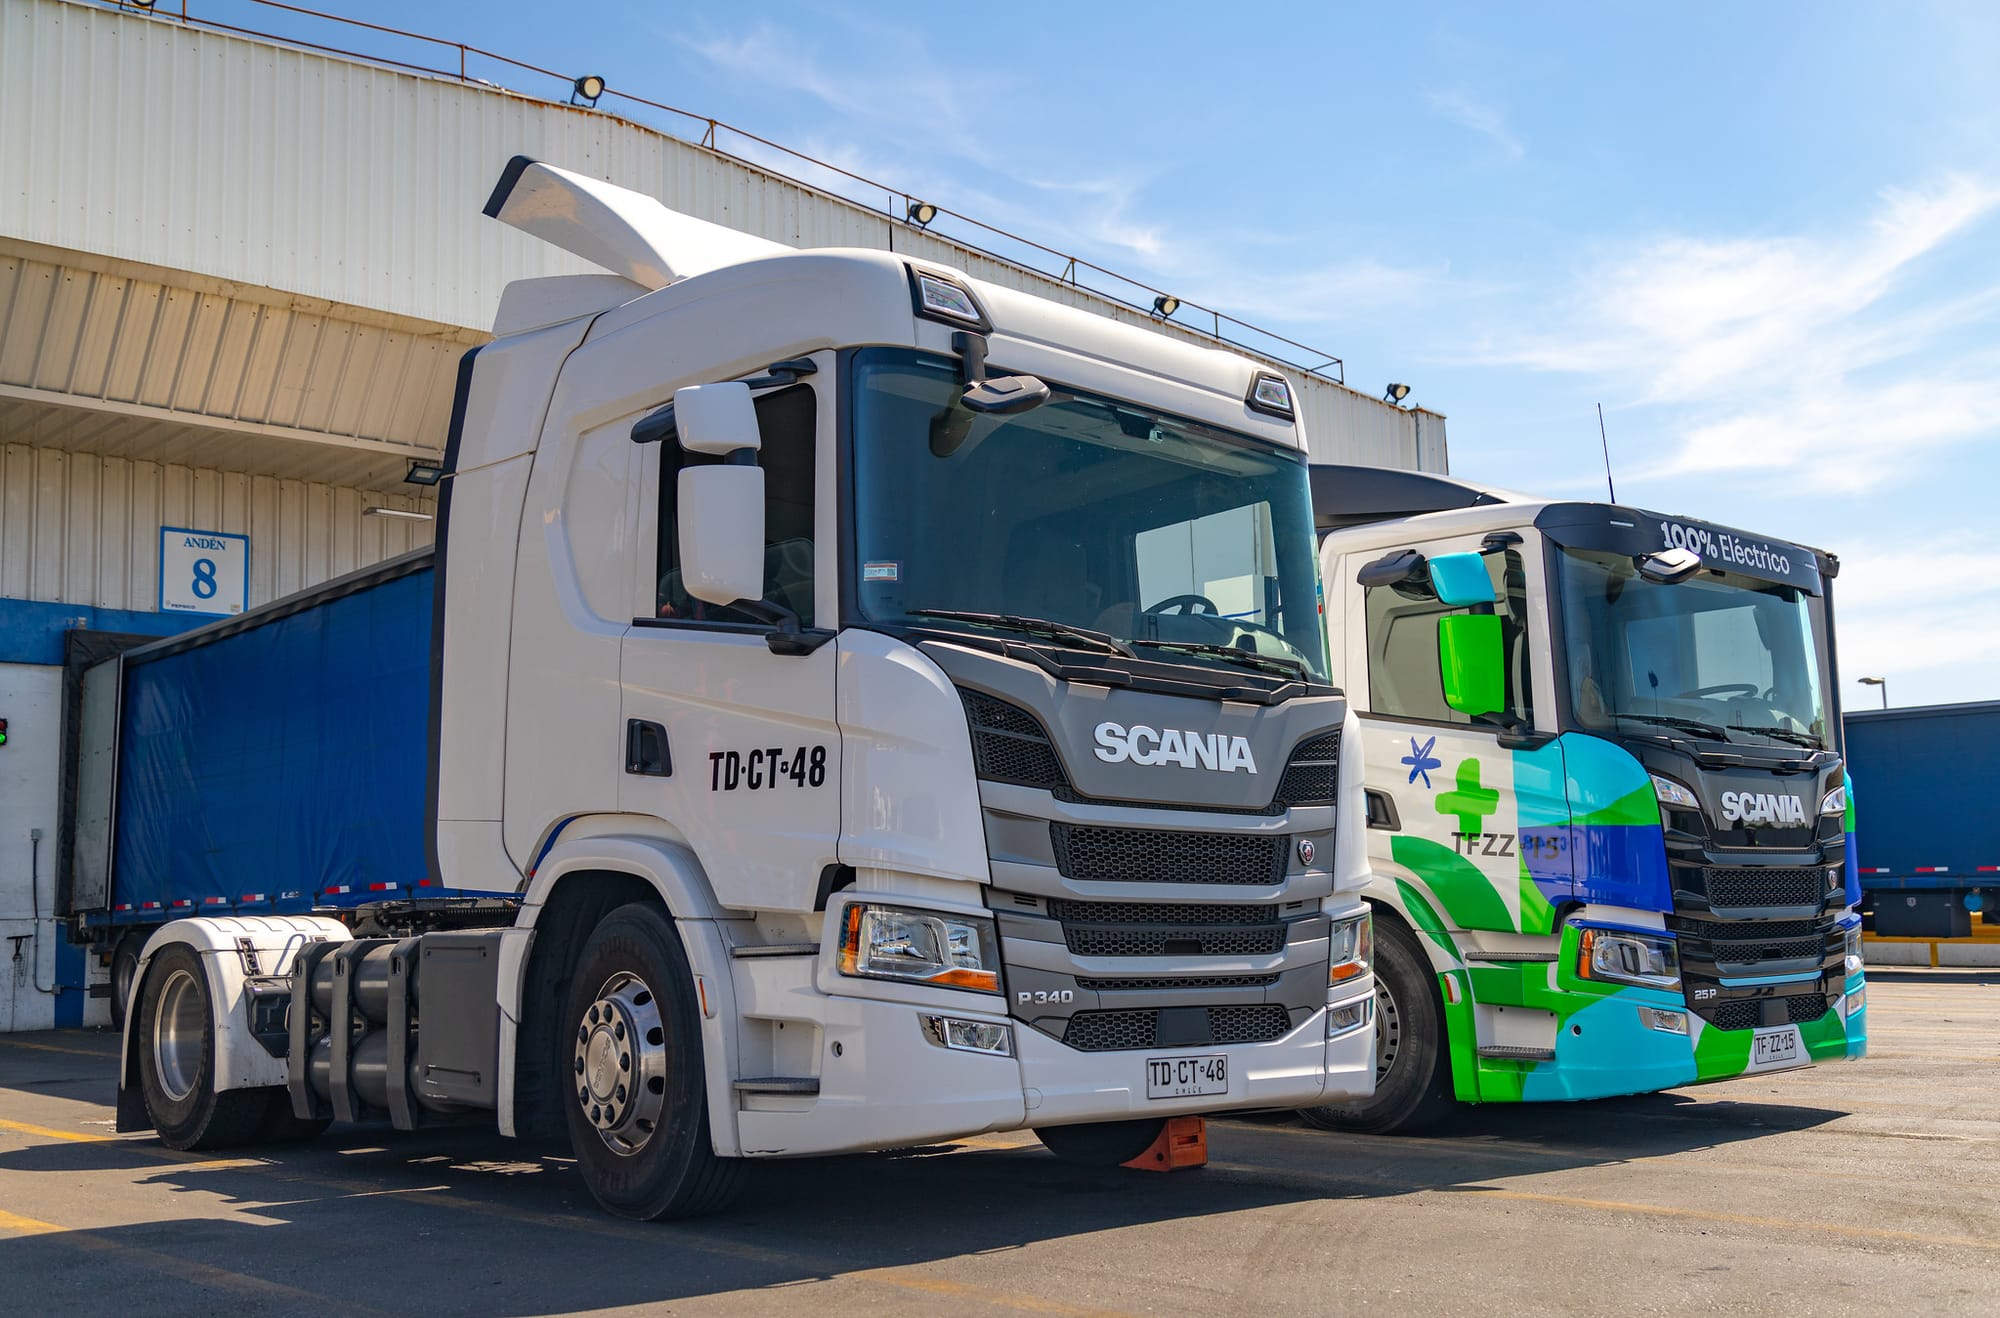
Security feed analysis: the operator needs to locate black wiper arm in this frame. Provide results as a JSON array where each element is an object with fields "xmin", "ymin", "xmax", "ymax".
[
  {"xmin": 1131, "ymin": 638, "xmax": 1308, "ymax": 681},
  {"xmin": 1740, "ymin": 726, "xmax": 1823, "ymax": 749},
  {"xmin": 1612, "ymin": 712, "xmax": 1732, "ymax": 741},
  {"xmin": 904, "ymin": 609, "xmax": 1134, "ymax": 658}
]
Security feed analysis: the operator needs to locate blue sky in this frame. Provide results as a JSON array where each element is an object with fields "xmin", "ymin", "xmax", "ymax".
[{"xmin": 253, "ymin": 0, "xmax": 1999, "ymax": 708}]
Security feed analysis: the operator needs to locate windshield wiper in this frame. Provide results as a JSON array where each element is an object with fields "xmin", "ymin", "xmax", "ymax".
[
  {"xmin": 1130, "ymin": 638, "xmax": 1308, "ymax": 682},
  {"xmin": 904, "ymin": 609, "xmax": 1134, "ymax": 658},
  {"xmin": 1735, "ymin": 726, "xmax": 1824, "ymax": 750},
  {"xmin": 1610, "ymin": 712, "xmax": 1734, "ymax": 742}
]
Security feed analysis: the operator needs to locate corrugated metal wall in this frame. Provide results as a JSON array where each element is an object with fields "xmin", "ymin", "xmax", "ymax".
[
  {"xmin": 0, "ymin": 442, "xmax": 432, "ymax": 612},
  {"xmin": 0, "ymin": 0, "xmax": 1440, "ymax": 472}
]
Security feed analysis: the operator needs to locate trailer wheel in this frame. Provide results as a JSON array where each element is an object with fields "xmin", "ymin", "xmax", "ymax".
[
  {"xmin": 1299, "ymin": 917, "xmax": 1455, "ymax": 1135},
  {"xmin": 562, "ymin": 902, "xmax": 743, "ymax": 1219},
  {"xmin": 1034, "ymin": 1118, "xmax": 1168, "ymax": 1166},
  {"xmin": 135, "ymin": 944, "xmax": 269, "ymax": 1149},
  {"xmin": 109, "ymin": 932, "xmax": 145, "ymax": 1032}
]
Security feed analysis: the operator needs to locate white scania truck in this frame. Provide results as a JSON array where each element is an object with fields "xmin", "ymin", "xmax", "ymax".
[{"xmin": 96, "ymin": 159, "xmax": 1376, "ymax": 1219}]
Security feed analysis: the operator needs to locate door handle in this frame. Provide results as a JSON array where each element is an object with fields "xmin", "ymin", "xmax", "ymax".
[
  {"xmin": 625, "ymin": 720, "xmax": 672, "ymax": 777},
  {"xmin": 1365, "ymin": 788, "xmax": 1402, "ymax": 831}
]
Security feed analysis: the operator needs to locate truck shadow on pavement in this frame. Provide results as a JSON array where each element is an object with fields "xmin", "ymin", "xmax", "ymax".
[{"xmin": 0, "ymin": 1034, "xmax": 1850, "ymax": 1315}]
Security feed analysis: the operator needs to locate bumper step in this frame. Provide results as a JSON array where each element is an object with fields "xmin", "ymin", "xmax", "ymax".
[
  {"xmin": 1477, "ymin": 1045, "xmax": 1556, "ymax": 1061},
  {"xmin": 733, "ymin": 1076, "xmax": 820, "ymax": 1095}
]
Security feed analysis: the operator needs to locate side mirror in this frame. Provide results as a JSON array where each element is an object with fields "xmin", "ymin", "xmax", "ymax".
[
  {"xmin": 1438, "ymin": 613, "xmax": 1504, "ymax": 717},
  {"xmin": 1356, "ymin": 547, "xmax": 1426, "ymax": 588},
  {"xmin": 1428, "ymin": 551, "xmax": 1497, "ymax": 607},
  {"xmin": 674, "ymin": 382, "xmax": 766, "ymax": 607}
]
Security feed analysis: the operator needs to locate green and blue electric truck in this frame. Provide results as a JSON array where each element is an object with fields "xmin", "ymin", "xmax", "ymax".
[{"xmin": 1304, "ymin": 466, "xmax": 1867, "ymax": 1131}]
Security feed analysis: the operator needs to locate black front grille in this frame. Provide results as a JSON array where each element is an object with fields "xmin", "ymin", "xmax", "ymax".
[
  {"xmin": 1274, "ymin": 730, "xmax": 1340, "ymax": 807},
  {"xmin": 1704, "ymin": 992, "xmax": 1830, "ymax": 1032},
  {"xmin": 1062, "ymin": 1004, "xmax": 1293, "ymax": 1051},
  {"xmin": 1047, "ymin": 898, "xmax": 1275, "ymax": 925},
  {"xmin": 1051, "ymin": 824, "xmax": 1287, "ymax": 886},
  {"xmin": 1710, "ymin": 1000, "xmax": 1761, "ymax": 1031},
  {"xmin": 962, "ymin": 690, "xmax": 1068, "ymax": 790},
  {"xmin": 1075, "ymin": 972, "xmax": 1281, "ymax": 991},
  {"xmin": 1049, "ymin": 898, "xmax": 1284, "ymax": 957},
  {"xmin": 1704, "ymin": 867, "xmax": 1828, "ymax": 908},
  {"xmin": 1668, "ymin": 916, "xmax": 1822, "ymax": 940}
]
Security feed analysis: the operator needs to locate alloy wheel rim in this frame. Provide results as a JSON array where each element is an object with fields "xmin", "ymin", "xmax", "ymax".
[{"xmin": 152, "ymin": 968, "xmax": 207, "ymax": 1103}]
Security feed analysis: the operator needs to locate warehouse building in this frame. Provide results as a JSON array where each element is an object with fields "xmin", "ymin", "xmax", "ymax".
[{"xmin": 0, "ymin": 0, "xmax": 1445, "ymax": 1029}]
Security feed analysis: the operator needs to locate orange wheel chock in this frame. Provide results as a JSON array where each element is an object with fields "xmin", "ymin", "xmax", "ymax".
[{"xmin": 1122, "ymin": 1115, "xmax": 1208, "ymax": 1171}]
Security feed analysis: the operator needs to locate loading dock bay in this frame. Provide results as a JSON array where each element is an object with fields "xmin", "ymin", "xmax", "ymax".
[{"xmin": 1, "ymin": 968, "xmax": 1994, "ymax": 1316}]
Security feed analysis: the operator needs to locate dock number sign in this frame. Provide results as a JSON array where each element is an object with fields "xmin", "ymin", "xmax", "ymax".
[{"xmin": 159, "ymin": 527, "xmax": 249, "ymax": 616}]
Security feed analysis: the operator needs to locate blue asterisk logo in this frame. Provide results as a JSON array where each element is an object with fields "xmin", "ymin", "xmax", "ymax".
[{"xmin": 1401, "ymin": 735, "xmax": 1441, "ymax": 789}]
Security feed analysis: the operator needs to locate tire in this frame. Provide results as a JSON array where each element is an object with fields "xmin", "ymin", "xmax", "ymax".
[
  {"xmin": 1300, "ymin": 917, "xmax": 1455, "ymax": 1135},
  {"xmin": 109, "ymin": 932, "xmax": 145, "ymax": 1033},
  {"xmin": 561, "ymin": 902, "xmax": 743, "ymax": 1219},
  {"xmin": 135, "ymin": 944, "xmax": 270, "ymax": 1150},
  {"xmin": 1034, "ymin": 1118, "xmax": 1168, "ymax": 1167}
]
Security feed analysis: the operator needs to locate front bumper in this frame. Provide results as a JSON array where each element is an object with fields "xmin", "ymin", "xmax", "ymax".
[{"xmin": 729, "ymin": 975, "xmax": 1373, "ymax": 1158}]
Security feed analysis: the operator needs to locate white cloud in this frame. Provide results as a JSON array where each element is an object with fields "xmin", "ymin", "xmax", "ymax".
[
  {"xmin": 1426, "ymin": 88, "xmax": 1525, "ymax": 162},
  {"xmin": 1464, "ymin": 174, "xmax": 2000, "ymax": 493}
]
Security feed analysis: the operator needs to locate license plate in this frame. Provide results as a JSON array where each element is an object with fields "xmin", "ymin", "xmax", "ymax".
[
  {"xmin": 1751, "ymin": 1028, "xmax": 1801, "ymax": 1069},
  {"xmin": 1146, "ymin": 1054, "xmax": 1228, "ymax": 1099}
]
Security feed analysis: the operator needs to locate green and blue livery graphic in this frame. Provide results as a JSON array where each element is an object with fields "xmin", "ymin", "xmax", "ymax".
[{"xmin": 1370, "ymin": 725, "xmax": 1866, "ymax": 1107}]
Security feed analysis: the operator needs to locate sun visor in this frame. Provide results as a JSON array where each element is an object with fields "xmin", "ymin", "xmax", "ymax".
[{"xmin": 483, "ymin": 156, "xmax": 788, "ymax": 291}]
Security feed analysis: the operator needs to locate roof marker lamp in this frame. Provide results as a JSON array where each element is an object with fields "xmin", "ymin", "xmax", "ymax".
[
  {"xmin": 909, "ymin": 268, "xmax": 989, "ymax": 330},
  {"xmin": 1152, "ymin": 294, "xmax": 1180, "ymax": 319},
  {"xmin": 1246, "ymin": 372, "xmax": 1296, "ymax": 420},
  {"xmin": 1577, "ymin": 927, "xmax": 1680, "ymax": 991},
  {"xmin": 906, "ymin": 200, "xmax": 938, "ymax": 228},
  {"xmin": 1637, "ymin": 546, "xmax": 1703, "ymax": 584},
  {"xmin": 839, "ymin": 903, "xmax": 1001, "ymax": 994},
  {"xmin": 1383, "ymin": 382, "xmax": 1411, "ymax": 405},
  {"xmin": 570, "ymin": 75, "xmax": 606, "ymax": 107}
]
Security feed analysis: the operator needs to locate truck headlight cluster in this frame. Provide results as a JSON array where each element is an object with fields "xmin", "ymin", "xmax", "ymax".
[
  {"xmin": 1577, "ymin": 927, "xmax": 1680, "ymax": 990},
  {"xmin": 838, "ymin": 903, "xmax": 1001, "ymax": 994},
  {"xmin": 1329, "ymin": 910, "xmax": 1373, "ymax": 985},
  {"xmin": 1844, "ymin": 924, "xmax": 1863, "ymax": 975},
  {"xmin": 1820, "ymin": 785, "xmax": 1847, "ymax": 816},
  {"xmin": 1650, "ymin": 774, "xmax": 1700, "ymax": 810}
]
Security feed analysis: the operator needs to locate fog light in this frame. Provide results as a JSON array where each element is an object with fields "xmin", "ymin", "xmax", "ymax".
[
  {"xmin": 921, "ymin": 1015, "xmax": 1014, "ymax": 1056},
  {"xmin": 1845, "ymin": 987, "xmax": 1866, "ymax": 1017},
  {"xmin": 1327, "ymin": 997, "xmax": 1373, "ymax": 1038},
  {"xmin": 1638, "ymin": 1006, "xmax": 1688, "ymax": 1035}
]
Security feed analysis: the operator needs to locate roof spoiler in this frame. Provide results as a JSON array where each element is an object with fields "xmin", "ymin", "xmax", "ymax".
[
  {"xmin": 483, "ymin": 155, "xmax": 787, "ymax": 291},
  {"xmin": 1309, "ymin": 463, "xmax": 1522, "ymax": 532}
]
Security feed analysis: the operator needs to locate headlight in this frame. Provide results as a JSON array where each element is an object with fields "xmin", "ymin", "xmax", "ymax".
[
  {"xmin": 1821, "ymin": 785, "xmax": 1847, "ymax": 816},
  {"xmin": 1844, "ymin": 924, "xmax": 1863, "ymax": 975},
  {"xmin": 838, "ymin": 903, "xmax": 1001, "ymax": 994},
  {"xmin": 1577, "ymin": 927, "xmax": 1680, "ymax": 990},
  {"xmin": 1651, "ymin": 774, "xmax": 1700, "ymax": 810},
  {"xmin": 1329, "ymin": 910, "xmax": 1373, "ymax": 984}
]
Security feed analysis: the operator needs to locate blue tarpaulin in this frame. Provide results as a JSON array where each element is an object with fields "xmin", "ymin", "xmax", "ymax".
[{"xmin": 111, "ymin": 564, "xmax": 437, "ymax": 911}]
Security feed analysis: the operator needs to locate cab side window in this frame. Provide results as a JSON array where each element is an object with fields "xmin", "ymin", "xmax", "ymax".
[
  {"xmin": 655, "ymin": 385, "xmax": 815, "ymax": 626},
  {"xmin": 1364, "ymin": 549, "xmax": 1533, "ymax": 726}
]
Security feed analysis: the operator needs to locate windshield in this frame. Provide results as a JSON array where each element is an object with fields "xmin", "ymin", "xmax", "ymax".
[
  {"xmin": 849, "ymin": 348, "xmax": 1327, "ymax": 681},
  {"xmin": 1555, "ymin": 547, "xmax": 1832, "ymax": 748}
]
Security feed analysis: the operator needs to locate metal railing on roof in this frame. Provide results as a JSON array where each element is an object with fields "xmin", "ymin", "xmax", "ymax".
[{"xmin": 99, "ymin": 0, "xmax": 1345, "ymax": 384}]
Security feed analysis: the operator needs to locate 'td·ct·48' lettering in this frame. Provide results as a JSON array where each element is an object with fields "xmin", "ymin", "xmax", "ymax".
[{"xmin": 709, "ymin": 746, "xmax": 827, "ymax": 792}]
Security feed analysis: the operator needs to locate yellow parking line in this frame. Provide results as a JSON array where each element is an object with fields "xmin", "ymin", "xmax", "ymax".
[
  {"xmin": 0, "ymin": 1207, "xmax": 62, "ymax": 1236},
  {"xmin": 0, "ymin": 1117, "xmax": 117, "ymax": 1144},
  {"xmin": 0, "ymin": 1037, "xmax": 120, "ymax": 1058}
]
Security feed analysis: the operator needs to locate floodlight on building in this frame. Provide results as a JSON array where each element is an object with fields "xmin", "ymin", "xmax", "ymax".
[
  {"xmin": 570, "ymin": 75, "xmax": 606, "ymax": 108},
  {"xmin": 1152, "ymin": 294, "xmax": 1180, "ymax": 319},
  {"xmin": 1384, "ymin": 383, "xmax": 1412, "ymax": 405},
  {"xmin": 906, "ymin": 200, "xmax": 938, "ymax": 228}
]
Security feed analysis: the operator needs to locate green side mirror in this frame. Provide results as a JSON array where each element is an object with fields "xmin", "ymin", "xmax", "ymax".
[{"xmin": 1438, "ymin": 613, "xmax": 1504, "ymax": 717}]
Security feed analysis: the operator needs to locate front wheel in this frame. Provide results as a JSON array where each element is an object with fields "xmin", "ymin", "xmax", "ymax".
[
  {"xmin": 1034, "ymin": 1118, "xmax": 1167, "ymax": 1166},
  {"xmin": 1300, "ymin": 916, "xmax": 1455, "ymax": 1135},
  {"xmin": 561, "ymin": 902, "xmax": 743, "ymax": 1219},
  {"xmin": 135, "ymin": 944, "xmax": 270, "ymax": 1149}
]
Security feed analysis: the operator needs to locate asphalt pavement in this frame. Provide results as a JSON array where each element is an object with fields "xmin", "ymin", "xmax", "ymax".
[{"xmin": 2, "ymin": 969, "xmax": 1996, "ymax": 1316}]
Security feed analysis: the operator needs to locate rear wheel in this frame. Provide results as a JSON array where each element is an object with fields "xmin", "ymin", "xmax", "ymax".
[
  {"xmin": 109, "ymin": 932, "xmax": 144, "ymax": 1032},
  {"xmin": 136, "ymin": 944, "xmax": 269, "ymax": 1149},
  {"xmin": 1034, "ymin": 1118, "xmax": 1168, "ymax": 1166},
  {"xmin": 1300, "ymin": 917, "xmax": 1455, "ymax": 1135},
  {"xmin": 561, "ymin": 902, "xmax": 742, "ymax": 1219}
]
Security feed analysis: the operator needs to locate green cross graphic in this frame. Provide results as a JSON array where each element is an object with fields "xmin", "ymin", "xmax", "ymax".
[{"xmin": 1435, "ymin": 758, "xmax": 1500, "ymax": 837}]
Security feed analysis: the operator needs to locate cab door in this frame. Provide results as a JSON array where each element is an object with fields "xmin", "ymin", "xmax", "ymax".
[
  {"xmin": 1340, "ymin": 532, "xmax": 1570, "ymax": 935},
  {"xmin": 616, "ymin": 368, "xmax": 843, "ymax": 914}
]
